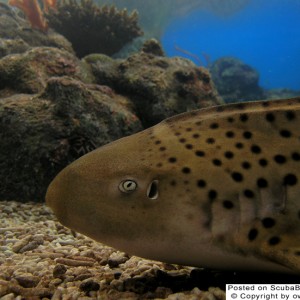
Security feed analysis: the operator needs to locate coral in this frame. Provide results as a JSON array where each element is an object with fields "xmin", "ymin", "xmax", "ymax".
[
  {"xmin": 8, "ymin": 0, "xmax": 48, "ymax": 32},
  {"xmin": 0, "ymin": 3, "xmax": 73, "ymax": 58},
  {"xmin": 42, "ymin": 0, "xmax": 57, "ymax": 12},
  {"xmin": 46, "ymin": 0, "xmax": 143, "ymax": 58}
]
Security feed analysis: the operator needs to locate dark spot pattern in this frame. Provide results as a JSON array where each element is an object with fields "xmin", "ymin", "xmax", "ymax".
[
  {"xmin": 280, "ymin": 129, "xmax": 292, "ymax": 138},
  {"xmin": 179, "ymin": 138, "xmax": 186, "ymax": 143},
  {"xmin": 266, "ymin": 113, "xmax": 275, "ymax": 122},
  {"xmin": 195, "ymin": 150, "xmax": 205, "ymax": 157},
  {"xmin": 259, "ymin": 159, "xmax": 268, "ymax": 167},
  {"xmin": 248, "ymin": 228, "xmax": 258, "ymax": 241},
  {"xmin": 244, "ymin": 189, "xmax": 254, "ymax": 198},
  {"xmin": 208, "ymin": 190, "xmax": 217, "ymax": 201},
  {"xmin": 283, "ymin": 174, "xmax": 298, "ymax": 186},
  {"xmin": 243, "ymin": 131, "xmax": 252, "ymax": 139},
  {"xmin": 159, "ymin": 146, "xmax": 166, "ymax": 151},
  {"xmin": 197, "ymin": 180, "xmax": 206, "ymax": 188},
  {"xmin": 286, "ymin": 111, "xmax": 296, "ymax": 121},
  {"xmin": 223, "ymin": 200, "xmax": 234, "ymax": 209},
  {"xmin": 227, "ymin": 117, "xmax": 234, "ymax": 123},
  {"xmin": 212, "ymin": 159, "xmax": 222, "ymax": 166},
  {"xmin": 251, "ymin": 145, "xmax": 261, "ymax": 154},
  {"xmin": 182, "ymin": 167, "xmax": 191, "ymax": 174},
  {"xmin": 168, "ymin": 157, "xmax": 177, "ymax": 163},
  {"xmin": 226, "ymin": 131, "xmax": 235, "ymax": 138},
  {"xmin": 235, "ymin": 142, "xmax": 244, "ymax": 149},
  {"xmin": 232, "ymin": 172, "xmax": 243, "ymax": 182},
  {"xmin": 268, "ymin": 236, "xmax": 281, "ymax": 246},
  {"xmin": 274, "ymin": 154, "xmax": 286, "ymax": 164},
  {"xmin": 185, "ymin": 144, "xmax": 193, "ymax": 150},
  {"xmin": 224, "ymin": 151, "xmax": 234, "ymax": 159},
  {"xmin": 206, "ymin": 138, "xmax": 215, "ymax": 144},
  {"xmin": 240, "ymin": 114, "xmax": 248, "ymax": 122},
  {"xmin": 193, "ymin": 133, "xmax": 200, "ymax": 138},
  {"xmin": 292, "ymin": 152, "xmax": 300, "ymax": 161},
  {"xmin": 257, "ymin": 178, "xmax": 268, "ymax": 188},
  {"xmin": 242, "ymin": 162, "xmax": 251, "ymax": 169},
  {"xmin": 262, "ymin": 217, "xmax": 275, "ymax": 228},
  {"xmin": 210, "ymin": 123, "xmax": 219, "ymax": 129}
]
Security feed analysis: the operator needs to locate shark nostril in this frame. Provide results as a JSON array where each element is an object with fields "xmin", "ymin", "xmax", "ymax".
[{"xmin": 147, "ymin": 180, "xmax": 159, "ymax": 200}]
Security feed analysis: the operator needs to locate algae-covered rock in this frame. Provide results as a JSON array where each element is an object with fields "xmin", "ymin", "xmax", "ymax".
[
  {"xmin": 0, "ymin": 3, "xmax": 73, "ymax": 58},
  {"xmin": 0, "ymin": 47, "xmax": 94, "ymax": 96},
  {"xmin": 210, "ymin": 57, "xmax": 264, "ymax": 103},
  {"xmin": 88, "ymin": 43, "xmax": 222, "ymax": 127},
  {"xmin": 0, "ymin": 77, "xmax": 142, "ymax": 202}
]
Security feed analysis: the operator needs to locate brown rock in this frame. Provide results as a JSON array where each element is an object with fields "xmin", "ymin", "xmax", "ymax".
[
  {"xmin": 88, "ymin": 42, "xmax": 222, "ymax": 127},
  {"xmin": 0, "ymin": 76, "xmax": 142, "ymax": 201},
  {"xmin": 14, "ymin": 274, "xmax": 39, "ymax": 288},
  {"xmin": 53, "ymin": 264, "xmax": 67, "ymax": 278}
]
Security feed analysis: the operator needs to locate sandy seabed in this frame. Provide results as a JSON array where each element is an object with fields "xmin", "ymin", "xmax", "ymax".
[{"xmin": 0, "ymin": 201, "xmax": 225, "ymax": 300}]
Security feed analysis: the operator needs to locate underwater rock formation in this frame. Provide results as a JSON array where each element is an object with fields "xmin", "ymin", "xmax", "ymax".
[
  {"xmin": 0, "ymin": 3, "xmax": 72, "ymax": 58},
  {"xmin": 210, "ymin": 57, "xmax": 264, "ymax": 103},
  {"xmin": 0, "ymin": 40, "xmax": 220, "ymax": 201},
  {"xmin": 0, "ymin": 77, "xmax": 142, "ymax": 201},
  {"xmin": 0, "ymin": 47, "xmax": 93, "ymax": 96},
  {"xmin": 45, "ymin": 0, "xmax": 143, "ymax": 58},
  {"xmin": 87, "ymin": 40, "xmax": 222, "ymax": 127}
]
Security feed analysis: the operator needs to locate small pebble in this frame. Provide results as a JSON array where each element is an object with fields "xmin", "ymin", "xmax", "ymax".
[{"xmin": 79, "ymin": 279, "xmax": 100, "ymax": 293}]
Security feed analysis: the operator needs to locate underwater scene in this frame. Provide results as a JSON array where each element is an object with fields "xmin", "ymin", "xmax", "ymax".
[{"xmin": 0, "ymin": 0, "xmax": 300, "ymax": 298}]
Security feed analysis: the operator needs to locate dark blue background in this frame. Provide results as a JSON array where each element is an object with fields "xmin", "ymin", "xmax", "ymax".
[{"xmin": 162, "ymin": 0, "xmax": 300, "ymax": 90}]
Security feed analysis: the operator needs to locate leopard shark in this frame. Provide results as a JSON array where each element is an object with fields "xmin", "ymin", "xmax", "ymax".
[{"xmin": 46, "ymin": 97, "xmax": 300, "ymax": 274}]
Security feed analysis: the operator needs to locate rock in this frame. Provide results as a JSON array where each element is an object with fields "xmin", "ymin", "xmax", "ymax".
[
  {"xmin": 88, "ymin": 42, "xmax": 222, "ymax": 127},
  {"xmin": 141, "ymin": 38, "xmax": 165, "ymax": 56},
  {"xmin": 0, "ymin": 76, "xmax": 142, "ymax": 201},
  {"xmin": 264, "ymin": 88, "xmax": 300, "ymax": 100},
  {"xmin": 0, "ymin": 3, "xmax": 73, "ymax": 58},
  {"xmin": 0, "ymin": 47, "xmax": 94, "ymax": 96},
  {"xmin": 53, "ymin": 264, "xmax": 67, "ymax": 278},
  {"xmin": 14, "ymin": 274, "xmax": 39, "ymax": 288},
  {"xmin": 79, "ymin": 279, "xmax": 100, "ymax": 293},
  {"xmin": 0, "ymin": 38, "xmax": 29, "ymax": 57},
  {"xmin": 210, "ymin": 56, "xmax": 264, "ymax": 103}
]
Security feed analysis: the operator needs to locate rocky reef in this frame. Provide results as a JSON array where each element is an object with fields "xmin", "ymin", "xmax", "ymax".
[
  {"xmin": 0, "ymin": 3, "xmax": 72, "ymax": 58},
  {"xmin": 0, "ymin": 32, "xmax": 221, "ymax": 202},
  {"xmin": 88, "ymin": 39, "xmax": 221, "ymax": 127},
  {"xmin": 45, "ymin": 0, "xmax": 143, "ymax": 58},
  {"xmin": 209, "ymin": 57, "xmax": 264, "ymax": 103}
]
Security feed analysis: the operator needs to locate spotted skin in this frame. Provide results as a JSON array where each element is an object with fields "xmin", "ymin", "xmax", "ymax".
[{"xmin": 47, "ymin": 97, "xmax": 300, "ymax": 273}]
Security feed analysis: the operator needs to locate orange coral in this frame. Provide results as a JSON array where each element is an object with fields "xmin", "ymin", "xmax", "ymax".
[
  {"xmin": 43, "ymin": 0, "xmax": 57, "ymax": 12},
  {"xmin": 8, "ymin": 0, "xmax": 49, "ymax": 32}
]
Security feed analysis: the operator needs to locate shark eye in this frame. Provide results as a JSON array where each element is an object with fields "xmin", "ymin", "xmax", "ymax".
[{"xmin": 119, "ymin": 180, "xmax": 137, "ymax": 193}]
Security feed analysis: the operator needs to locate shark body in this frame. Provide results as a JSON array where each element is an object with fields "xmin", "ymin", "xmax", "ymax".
[{"xmin": 47, "ymin": 97, "xmax": 300, "ymax": 273}]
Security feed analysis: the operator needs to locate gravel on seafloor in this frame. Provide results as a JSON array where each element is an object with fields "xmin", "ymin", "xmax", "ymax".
[{"xmin": 0, "ymin": 201, "xmax": 226, "ymax": 300}]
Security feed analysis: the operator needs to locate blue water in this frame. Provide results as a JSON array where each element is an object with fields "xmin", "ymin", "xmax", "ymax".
[{"xmin": 162, "ymin": 0, "xmax": 300, "ymax": 90}]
